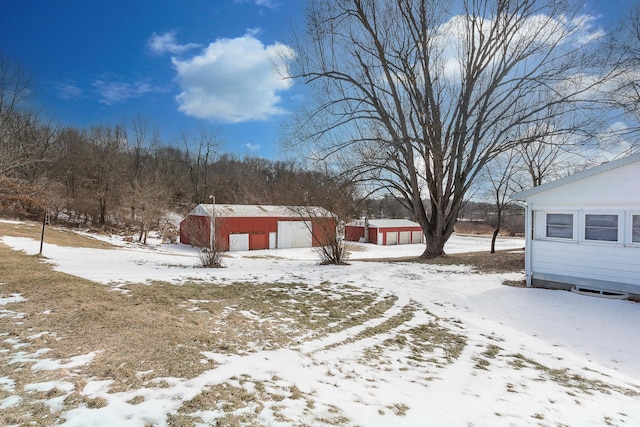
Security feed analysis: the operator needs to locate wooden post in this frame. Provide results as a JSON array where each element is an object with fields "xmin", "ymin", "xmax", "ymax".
[{"xmin": 38, "ymin": 210, "xmax": 47, "ymax": 257}]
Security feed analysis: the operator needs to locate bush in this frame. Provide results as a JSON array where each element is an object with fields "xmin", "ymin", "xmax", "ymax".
[
  {"xmin": 316, "ymin": 236, "xmax": 349, "ymax": 265},
  {"xmin": 199, "ymin": 247, "xmax": 225, "ymax": 268}
]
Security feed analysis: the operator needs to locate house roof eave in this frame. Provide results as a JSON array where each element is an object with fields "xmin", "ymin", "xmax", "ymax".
[{"xmin": 510, "ymin": 152, "xmax": 640, "ymax": 202}]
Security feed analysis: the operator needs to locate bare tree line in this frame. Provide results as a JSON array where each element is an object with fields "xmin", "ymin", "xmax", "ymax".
[
  {"xmin": 0, "ymin": 54, "xmax": 359, "ymax": 241},
  {"xmin": 3, "ymin": 0, "xmax": 639, "ymax": 257}
]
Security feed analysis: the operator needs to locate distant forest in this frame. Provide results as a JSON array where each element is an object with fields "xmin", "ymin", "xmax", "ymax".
[
  {"xmin": 0, "ymin": 116, "xmax": 362, "ymax": 228},
  {"xmin": 0, "ymin": 56, "xmax": 523, "ymax": 241}
]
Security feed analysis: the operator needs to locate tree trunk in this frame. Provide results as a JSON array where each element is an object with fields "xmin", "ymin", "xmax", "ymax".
[
  {"xmin": 491, "ymin": 208, "xmax": 503, "ymax": 254},
  {"xmin": 491, "ymin": 228, "xmax": 499, "ymax": 254},
  {"xmin": 99, "ymin": 199, "xmax": 107, "ymax": 226},
  {"xmin": 421, "ymin": 232, "xmax": 448, "ymax": 259}
]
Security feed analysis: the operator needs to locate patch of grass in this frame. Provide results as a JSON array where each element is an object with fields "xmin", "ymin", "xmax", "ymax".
[
  {"xmin": 289, "ymin": 385, "xmax": 303, "ymax": 400},
  {"xmin": 419, "ymin": 249, "xmax": 524, "ymax": 273},
  {"xmin": 327, "ymin": 301, "xmax": 416, "ymax": 352},
  {"xmin": 507, "ymin": 354, "xmax": 640, "ymax": 396},
  {"xmin": 0, "ymin": 239, "xmax": 399, "ymax": 423},
  {"xmin": 483, "ymin": 344, "xmax": 502, "ymax": 359},
  {"xmin": 0, "ymin": 220, "xmax": 115, "ymax": 249},
  {"xmin": 369, "ymin": 248, "xmax": 524, "ymax": 274},
  {"xmin": 404, "ymin": 321, "xmax": 467, "ymax": 363},
  {"xmin": 180, "ymin": 382, "xmax": 261, "ymax": 414},
  {"xmin": 473, "ymin": 344, "xmax": 502, "ymax": 370},
  {"xmin": 388, "ymin": 402, "xmax": 409, "ymax": 416}
]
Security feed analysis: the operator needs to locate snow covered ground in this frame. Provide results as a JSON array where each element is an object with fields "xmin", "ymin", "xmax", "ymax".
[{"xmin": 1, "ymin": 230, "xmax": 640, "ymax": 426}]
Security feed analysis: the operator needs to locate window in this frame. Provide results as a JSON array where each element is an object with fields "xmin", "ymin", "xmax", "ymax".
[
  {"xmin": 633, "ymin": 215, "xmax": 640, "ymax": 244},
  {"xmin": 546, "ymin": 213, "xmax": 573, "ymax": 239},
  {"xmin": 584, "ymin": 214, "xmax": 618, "ymax": 242}
]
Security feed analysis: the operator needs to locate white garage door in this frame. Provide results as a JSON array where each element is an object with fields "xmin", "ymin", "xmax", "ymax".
[
  {"xmin": 386, "ymin": 231, "xmax": 398, "ymax": 245},
  {"xmin": 411, "ymin": 230, "xmax": 423, "ymax": 244},
  {"xmin": 399, "ymin": 231, "xmax": 411, "ymax": 244},
  {"xmin": 277, "ymin": 221, "xmax": 312, "ymax": 249},
  {"xmin": 229, "ymin": 233, "xmax": 249, "ymax": 251}
]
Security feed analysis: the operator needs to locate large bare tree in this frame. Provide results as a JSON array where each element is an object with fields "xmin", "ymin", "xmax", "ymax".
[
  {"xmin": 608, "ymin": 3, "xmax": 640, "ymax": 142},
  {"xmin": 289, "ymin": 0, "xmax": 612, "ymax": 257}
]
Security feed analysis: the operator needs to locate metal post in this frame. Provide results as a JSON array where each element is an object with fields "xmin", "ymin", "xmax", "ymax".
[{"xmin": 209, "ymin": 195, "xmax": 215, "ymax": 251}]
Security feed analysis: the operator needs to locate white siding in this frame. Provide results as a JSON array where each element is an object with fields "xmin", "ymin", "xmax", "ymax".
[{"xmin": 531, "ymin": 239, "xmax": 640, "ymax": 290}]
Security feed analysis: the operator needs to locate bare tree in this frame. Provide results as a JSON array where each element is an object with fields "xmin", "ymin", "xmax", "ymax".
[
  {"xmin": 129, "ymin": 176, "xmax": 169, "ymax": 244},
  {"xmin": 85, "ymin": 125, "xmax": 127, "ymax": 226},
  {"xmin": 0, "ymin": 54, "xmax": 31, "ymax": 133},
  {"xmin": 293, "ymin": 169, "xmax": 356, "ymax": 265},
  {"xmin": 288, "ymin": 0, "xmax": 613, "ymax": 258},
  {"xmin": 181, "ymin": 125, "xmax": 221, "ymax": 204},
  {"xmin": 607, "ymin": 3, "xmax": 640, "ymax": 143},
  {"xmin": 0, "ymin": 55, "xmax": 40, "ymax": 178},
  {"xmin": 483, "ymin": 150, "xmax": 519, "ymax": 253},
  {"xmin": 514, "ymin": 118, "xmax": 589, "ymax": 188}
]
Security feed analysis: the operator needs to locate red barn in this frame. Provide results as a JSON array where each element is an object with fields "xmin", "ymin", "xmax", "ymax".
[
  {"xmin": 180, "ymin": 204, "xmax": 337, "ymax": 251},
  {"xmin": 345, "ymin": 219, "xmax": 423, "ymax": 245}
]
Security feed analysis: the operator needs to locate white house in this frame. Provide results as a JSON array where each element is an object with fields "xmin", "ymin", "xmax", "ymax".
[{"xmin": 511, "ymin": 153, "xmax": 640, "ymax": 299}]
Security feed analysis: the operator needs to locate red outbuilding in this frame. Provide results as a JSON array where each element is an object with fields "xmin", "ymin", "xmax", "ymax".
[
  {"xmin": 345, "ymin": 218, "xmax": 424, "ymax": 245},
  {"xmin": 180, "ymin": 204, "xmax": 337, "ymax": 251}
]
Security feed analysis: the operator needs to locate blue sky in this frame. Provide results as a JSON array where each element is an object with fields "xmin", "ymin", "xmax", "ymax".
[
  {"xmin": 0, "ymin": 0, "xmax": 635, "ymax": 159},
  {"xmin": 0, "ymin": 0, "xmax": 305, "ymax": 158}
]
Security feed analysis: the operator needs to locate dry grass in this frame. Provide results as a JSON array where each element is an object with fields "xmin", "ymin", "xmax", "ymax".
[
  {"xmin": 0, "ymin": 232, "xmax": 395, "ymax": 425},
  {"xmin": 420, "ymin": 249, "xmax": 525, "ymax": 273},
  {"xmin": 0, "ymin": 220, "xmax": 115, "ymax": 250},
  {"xmin": 370, "ymin": 248, "xmax": 525, "ymax": 274},
  {"xmin": 0, "ymin": 221, "xmax": 526, "ymax": 425}
]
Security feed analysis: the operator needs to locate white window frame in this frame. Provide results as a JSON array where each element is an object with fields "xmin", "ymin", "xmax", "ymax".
[
  {"xmin": 582, "ymin": 212, "xmax": 621, "ymax": 244},
  {"xmin": 630, "ymin": 212, "xmax": 640, "ymax": 246},
  {"xmin": 543, "ymin": 211, "xmax": 576, "ymax": 241}
]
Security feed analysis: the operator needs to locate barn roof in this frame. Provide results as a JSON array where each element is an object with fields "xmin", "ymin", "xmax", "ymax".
[
  {"xmin": 188, "ymin": 204, "xmax": 335, "ymax": 218},
  {"xmin": 511, "ymin": 152, "xmax": 640, "ymax": 201},
  {"xmin": 347, "ymin": 218, "xmax": 421, "ymax": 228}
]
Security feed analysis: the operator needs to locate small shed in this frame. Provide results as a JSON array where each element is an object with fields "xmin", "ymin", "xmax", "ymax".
[
  {"xmin": 511, "ymin": 153, "xmax": 640, "ymax": 298},
  {"xmin": 180, "ymin": 204, "xmax": 337, "ymax": 252},
  {"xmin": 345, "ymin": 218, "xmax": 423, "ymax": 245}
]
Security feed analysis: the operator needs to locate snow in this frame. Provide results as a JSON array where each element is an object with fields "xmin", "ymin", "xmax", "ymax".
[{"xmin": 1, "ymin": 230, "xmax": 639, "ymax": 426}]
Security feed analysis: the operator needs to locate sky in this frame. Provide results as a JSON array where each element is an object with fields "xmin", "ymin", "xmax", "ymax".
[
  {"xmin": 2, "ymin": 227, "xmax": 640, "ymax": 425},
  {"xmin": 0, "ymin": 0, "xmax": 306, "ymax": 159},
  {"xmin": 0, "ymin": 0, "xmax": 636, "ymax": 160}
]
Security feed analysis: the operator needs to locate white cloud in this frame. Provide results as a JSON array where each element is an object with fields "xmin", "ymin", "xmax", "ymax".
[
  {"xmin": 93, "ymin": 79, "xmax": 157, "ymax": 105},
  {"xmin": 172, "ymin": 33, "xmax": 295, "ymax": 123},
  {"xmin": 245, "ymin": 143, "xmax": 260, "ymax": 151},
  {"xmin": 53, "ymin": 80, "xmax": 84, "ymax": 100},
  {"xmin": 148, "ymin": 32, "xmax": 201, "ymax": 55},
  {"xmin": 234, "ymin": 0, "xmax": 277, "ymax": 8}
]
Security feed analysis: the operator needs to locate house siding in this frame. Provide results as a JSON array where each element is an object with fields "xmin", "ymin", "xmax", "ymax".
[
  {"xmin": 513, "ymin": 154, "xmax": 640, "ymax": 297},
  {"xmin": 531, "ymin": 240, "xmax": 640, "ymax": 290}
]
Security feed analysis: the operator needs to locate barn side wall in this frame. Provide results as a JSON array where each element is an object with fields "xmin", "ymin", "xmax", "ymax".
[
  {"xmin": 345, "ymin": 225, "xmax": 365, "ymax": 242},
  {"xmin": 179, "ymin": 215, "xmax": 211, "ymax": 247},
  {"xmin": 181, "ymin": 214, "xmax": 337, "ymax": 251},
  {"xmin": 311, "ymin": 217, "xmax": 338, "ymax": 246},
  {"xmin": 377, "ymin": 226, "xmax": 423, "ymax": 245}
]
